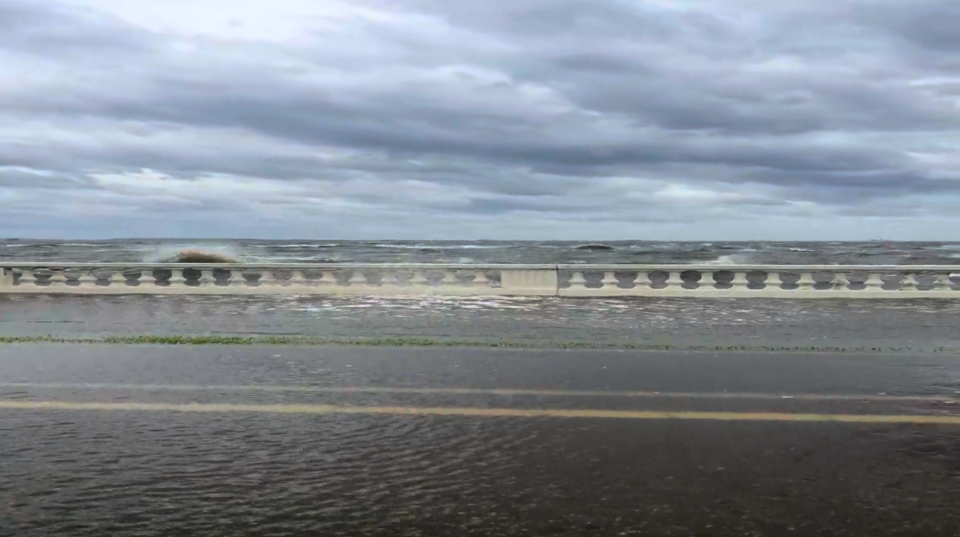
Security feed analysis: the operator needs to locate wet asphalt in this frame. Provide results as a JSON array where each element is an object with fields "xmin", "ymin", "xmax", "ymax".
[{"xmin": 2, "ymin": 344, "xmax": 960, "ymax": 536}]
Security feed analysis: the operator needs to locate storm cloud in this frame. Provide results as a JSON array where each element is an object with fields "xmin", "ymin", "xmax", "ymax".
[{"xmin": 1, "ymin": 0, "xmax": 959, "ymax": 239}]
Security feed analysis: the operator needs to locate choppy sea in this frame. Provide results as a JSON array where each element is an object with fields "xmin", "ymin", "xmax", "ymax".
[{"xmin": 3, "ymin": 239, "xmax": 960, "ymax": 265}]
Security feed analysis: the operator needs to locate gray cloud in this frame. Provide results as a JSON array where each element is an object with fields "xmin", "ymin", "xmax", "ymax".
[{"xmin": 1, "ymin": 0, "xmax": 960, "ymax": 239}]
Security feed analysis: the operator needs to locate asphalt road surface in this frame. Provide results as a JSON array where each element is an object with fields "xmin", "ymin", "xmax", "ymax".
[{"xmin": 3, "ymin": 344, "xmax": 960, "ymax": 536}]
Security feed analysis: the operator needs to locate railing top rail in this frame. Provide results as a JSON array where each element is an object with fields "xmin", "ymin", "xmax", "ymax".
[
  {"xmin": 0, "ymin": 262, "xmax": 556, "ymax": 270},
  {"xmin": 556, "ymin": 264, "xmax": 960, "ymax": 271},
  {"xmin": 2, "ymin": 262, "xmax": 960, "ymax": 271}
]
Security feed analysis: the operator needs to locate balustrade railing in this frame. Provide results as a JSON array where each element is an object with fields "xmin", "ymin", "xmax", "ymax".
[{"xmin": 1, "ymin": 263, "xmax": 958, "ymax": 298}]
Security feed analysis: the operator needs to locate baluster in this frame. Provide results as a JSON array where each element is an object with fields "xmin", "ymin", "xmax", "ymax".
[
  {"xmin": 665, "ymin": 271, "xmax": 683, "ymax": 290},
  {"xmin": 198, "ymin": 269, "xmax": 216, "ymax": 287},
  {"xmin": 864, "ymin": 272, "xmax": 884, "ymax": 292},
  {"xmin": 168, "ymin": 268, "xmax": 186, "ymax": 286},
  {"xmin": 348, "ymin": 270, "xmax": 368, "ymax": 286},
  {"xmin": 258, "ymin": 270, "xmax": 276, "ymax": 286},
  {"xmin": 229, "ymin": 270, "xmax": 246, "ymax": 287},
  {"xmin": 289, "ymin": 270, "xmax": 307, "ymax": 286},
  {"xmin": 473, "ymin": 270, "xmax": 490, "ymax": 289},
  {"xmin": 93, "ymin": 270, "xmax": 110, "ymax": 286},
  {"xmin": 601, "ymin": 272, "xmax": 619, "ymax": 289},
  {"xmin": 110, "ymin": 270, "xmax": 127, "ymax": 287},
  {"xmin": 442, "ymin": 270, "xmax": 460, "ymax": 287},
  {"xmin": 765, "ymin": 271, "xmax": 783, "ymax": 290},
  {"xmin": 933, "ymin": 272, "xmax": 953, "ymax": 291},
  {"xmin": 632, "ymin": 272, "xmax": 651, "ymax": 290},
  {"xmin": 139, "ymin": 269, "xmax": 156, "ymax": 287},
  {"xmin": 379, "ymin": 271, "xmax": 401, "ymax": 287},
  {"xmin": 699, "ymin": 271, "xmax": 716, "ymax": 290},
  {"xmin": 730, "ymin": 271, "xmax": 749, "ymax": 290},
  {"xmin": 78, "ymin": 269, "xmax": 97, "ymax": 287},
  {"xmin": 568, "ymin": 272, "xmax": 587, "ymax": 289},
  {"xmin": 19, "ymin": 268, "xmax": 37, "ymax": 286},
  {"xmin": 1, "ymin": 268, "xmax": 12, "ymax": 287},
  {"xmin": 48, "ymin": 268, "xmax": 67, "ymax": 287},
  {"xmin": 797, "ymin": 272, "xmax": 816, "ymax": 292},
  {"xmin": 317, "ymin": 270, "xmax": 336, "ymax": 286},
  {"xmin": 830, "ymin": 272, "xmax": 850, "ymax": 291},
  {"xmin": 899, "ymin": 273, "xmax": 918, "ymax": 292},
  {"xmin": 409, "ymin": 271, "xmax": 430, "ymax": 287}
]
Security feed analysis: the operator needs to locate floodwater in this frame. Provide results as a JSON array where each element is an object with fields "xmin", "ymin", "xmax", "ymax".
[
  {"xmin": 3, "ymin": 294, "xmax": 960, "ymax": 352},
  {"xmin": 2, "ymin": 345, "xmax": 960, "ymax": 536}
]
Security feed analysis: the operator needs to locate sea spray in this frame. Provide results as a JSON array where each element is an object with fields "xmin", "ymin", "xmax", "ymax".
[{"xmin": 146, "ymin": 243, "xmax": 246, "ymax": 263}]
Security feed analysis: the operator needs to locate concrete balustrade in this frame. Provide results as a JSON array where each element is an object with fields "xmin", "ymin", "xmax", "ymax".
[{"xmin": 0, "ymin": 263, "xmax": 958, "ymax": 298}]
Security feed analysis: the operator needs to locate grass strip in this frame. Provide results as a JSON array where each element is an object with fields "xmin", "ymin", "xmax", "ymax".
[{"xmin": 0, "ymin": 335, "xmax": 953, "ymax": 353}]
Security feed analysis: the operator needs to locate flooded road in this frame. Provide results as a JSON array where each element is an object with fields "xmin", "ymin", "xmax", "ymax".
[
  {"xmin": 3, "ymin": 345, "xmax": 960, "ymax": 536},
  {"xmin": 4, "ymin": 294, "xmax": 960, "ymax": 351}
]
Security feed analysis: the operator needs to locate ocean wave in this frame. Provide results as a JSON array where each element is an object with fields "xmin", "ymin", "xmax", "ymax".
[
  {"xmin": 254, "ymin": 243, "xmax": 342, "ymax": 248},
  {"xmin": 144, "ymin": 244, "xmax": 243, "ymax": 263},
  {"xmin": 574, "ymin": 244, "xmax": 616, "ymax": 251},
  {"xmin": 692, "ymin": 254, "xmax": 754, "ymax": 265},
  {"xmin": 370, "ymin": 243, "xmax": 509, "ymax": 250},
  {"xmin": 11, "ymin": 242, "xmax": 106, "ymax": 247},
  {"xmin": 8, "ymin": 242, "xmax": 61, "ymax": 248},
  {"xmin": 373, "ymin": 244, "xmax": 432, "ymax": 249},
  {"xmin": 275, "ymin": 257, "xmax": 341, "ymax": 262},
  {"xmin": 716, "ymin": 255, "xmax": 744, "ymax": 265}
]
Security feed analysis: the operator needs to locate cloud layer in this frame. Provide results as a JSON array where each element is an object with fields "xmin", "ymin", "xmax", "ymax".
[{"xmin": 2, "ymin": 0, "xmax": 960, "ymax": 239}]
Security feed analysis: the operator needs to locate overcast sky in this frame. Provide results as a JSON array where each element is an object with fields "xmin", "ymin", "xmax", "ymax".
[{"xmin": 2, "ymin": 0, "xmax": 960, "ymax": 240}]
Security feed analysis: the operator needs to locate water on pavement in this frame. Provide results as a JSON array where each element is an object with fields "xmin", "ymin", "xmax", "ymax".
[{"xmin": 3, "ymin": 345, "xmax": 960, "ymax": 536}]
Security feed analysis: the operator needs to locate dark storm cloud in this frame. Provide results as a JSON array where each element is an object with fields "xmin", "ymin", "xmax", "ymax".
[
  {"xmin": 0, "ymin": 0, "xmax": 154, "ymax": 58},
  {"xmin": 871, "ymin": 1, "xmax": 960, "ymax": 52},
  {"xmin": 2, "ymin": 0, "xmax": 960, "ymax": 239}
]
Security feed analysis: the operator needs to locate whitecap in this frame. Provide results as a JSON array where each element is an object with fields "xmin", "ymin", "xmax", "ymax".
[
  {"xmin": 373, "ymin": 244, "xmax": 430, "ymax": 249},
  {"xmin": 692, "ymin": 254, "xmax": 753, "ymax": 265},
  {"xmin": 259, "ymin": 243, "xmax": 342, "ymax": 248}
]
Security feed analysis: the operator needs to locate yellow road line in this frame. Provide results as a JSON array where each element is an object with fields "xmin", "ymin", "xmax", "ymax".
[
  {"xmin": 0, "ymin": 383, "xmax": 952, "ymax": 403},
  {"xmin": 1, "ymin": 400, "xmax": 959, "ymax": 423}
]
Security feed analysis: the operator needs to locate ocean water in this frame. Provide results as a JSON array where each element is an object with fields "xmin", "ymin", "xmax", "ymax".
[{"xmin": 2, "ymin": 239, "xmax": 960, "ymax": 265}]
